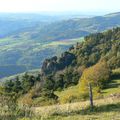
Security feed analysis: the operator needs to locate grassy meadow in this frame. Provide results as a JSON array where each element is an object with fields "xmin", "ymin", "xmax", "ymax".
[
  {"xmin": 0, "ymin": 69, "xmax": 120, "ymax": 120},
  {"xmin": 1, "ymin": 94, "xmax": 120, "ymax": 120}
]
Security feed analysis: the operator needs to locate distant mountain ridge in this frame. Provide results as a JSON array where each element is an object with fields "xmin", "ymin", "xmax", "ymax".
[
  {"xmin": 105, "ymin": 12, "xmax": 120, "ymax": 17},
  {"xmin": 6, "ymin": 12, "xmax": 120, "ymax": 42}
]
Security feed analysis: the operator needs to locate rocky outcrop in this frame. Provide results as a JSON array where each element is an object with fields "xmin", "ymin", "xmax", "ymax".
[{"xmin": 41, "ymin": 52, "xmax": 76, "ymax": 75}]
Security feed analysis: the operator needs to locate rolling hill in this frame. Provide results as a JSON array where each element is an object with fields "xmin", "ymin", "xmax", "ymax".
[{"xmin": 0, "ymin": 13, "xmax": 71, "ymax": 38}]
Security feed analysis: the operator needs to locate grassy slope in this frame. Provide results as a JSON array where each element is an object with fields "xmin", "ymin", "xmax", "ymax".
[
  {"xmin": 55, "ymin": 76, "xmax": 120, "ymax": 103},
  {"xmin": 2, "ymin": 97, "xmax": 120, "ymax": 120},
  {"xmin": 55, "ymin": 69, "xmax": 120, "ymax": 103},
  {"xmin": 32, "ymin": 97, "xmax": 120, "ymax": 120},
  {"xmin": 20, "ymin": 69, "xmax": 120, "ymax": 120},
  {"xmin": 1, "ymin": 84, "xmax": 120, "ymax": 120},
  {"xmin": 1, "ymin": 71, "xmax": 120, "ymax": 120},
  {"xmin": 102, "ymin": 79, "xmax": 120, "ymax": 96}
]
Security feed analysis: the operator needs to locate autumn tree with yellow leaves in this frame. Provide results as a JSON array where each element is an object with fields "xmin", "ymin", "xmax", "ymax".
[{"xmin": 79, "ymin": 60, "xmax": 111, "ymax": 100}]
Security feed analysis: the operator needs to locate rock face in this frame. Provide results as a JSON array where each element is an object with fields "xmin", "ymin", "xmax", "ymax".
[{"xmin": 41, "ymin": 52, "xmax": 76, "ymax": 75}]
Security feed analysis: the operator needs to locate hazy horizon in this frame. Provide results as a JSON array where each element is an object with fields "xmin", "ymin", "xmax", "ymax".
[
  {"xmin": 0, "ymin": 0, "xmax": 119, "ymax": 15},
  {"xmin": 0, "ymin": 11, "xmax": 119, "ymax": 17}
]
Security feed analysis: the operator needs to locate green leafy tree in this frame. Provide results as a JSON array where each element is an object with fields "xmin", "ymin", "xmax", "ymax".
[
  {"xmin": 5, "ymin": 80, "xmax": 14, "ymax": 93},
  {"xmin": 12, "ymin": 76, "xmax": 22, "ymax": 93}
]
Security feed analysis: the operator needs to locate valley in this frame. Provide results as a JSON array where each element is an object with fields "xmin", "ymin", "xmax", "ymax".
[
  {"xmin": 0, "ymin": 36, "xmax": 83, "ymax": 78},
  {"xmin": 1, "ymin": 12, "xmax": 120, "ymax": 78}
]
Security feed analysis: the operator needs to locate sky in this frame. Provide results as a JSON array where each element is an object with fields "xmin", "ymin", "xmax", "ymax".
[{"xmin": 0, "ymin": 0, "xmax": 120, "ymax": 14}]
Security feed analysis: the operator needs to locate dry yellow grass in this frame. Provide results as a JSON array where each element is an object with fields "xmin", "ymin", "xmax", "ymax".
[{"xmin": 32, "ymin": 95, "xmax": 120, "ymax": 118}]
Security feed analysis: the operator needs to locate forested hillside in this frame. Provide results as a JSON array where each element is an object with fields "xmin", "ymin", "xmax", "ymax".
[{"xmin": 42, "ymin": 27, "xmax": 120, "ymax": 75}]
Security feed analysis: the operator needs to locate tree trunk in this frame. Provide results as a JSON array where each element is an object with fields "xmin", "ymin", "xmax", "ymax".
[{"xmin": 89, "ymin": 83, "xmax": 94, "ymax": 109}]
